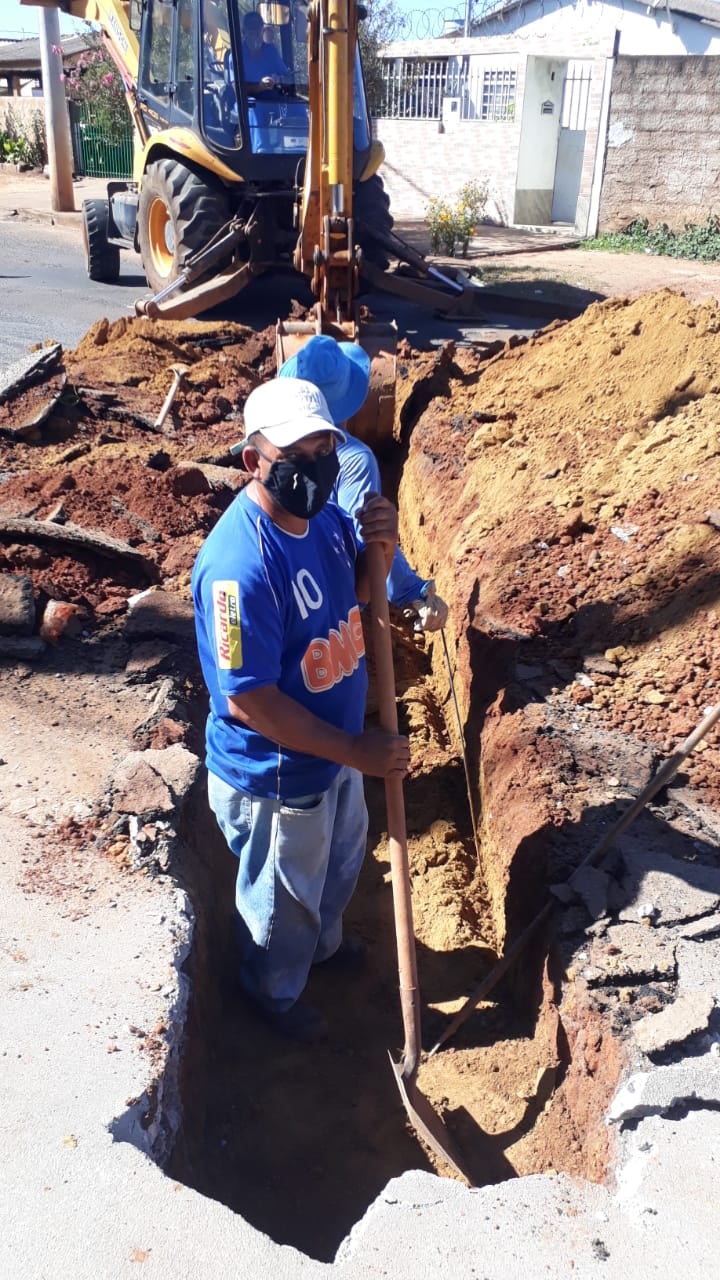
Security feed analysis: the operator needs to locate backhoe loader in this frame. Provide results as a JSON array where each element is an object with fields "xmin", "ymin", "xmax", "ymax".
[
  {"xmin": 27, "ymin": 1, "xmax": 473, "ymax": 311},
  {"xmin": 26, "ymin": 0, "xmax": 482, "ymax": 440}
]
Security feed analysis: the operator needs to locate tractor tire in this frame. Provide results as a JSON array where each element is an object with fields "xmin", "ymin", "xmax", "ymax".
[
  {"xmin": 82, "ymin": 199, "xmax": 120, "ymax": 284},
  {"xmin": 354, "ymin": 173, "xmax": 394, "ymax": 271},
  {"xmin": 137, "ymin": 158, "xmax": 230, "ymax": 294}
]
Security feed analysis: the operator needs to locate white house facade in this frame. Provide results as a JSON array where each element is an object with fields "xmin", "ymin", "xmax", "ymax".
[{"xmin": 374, "ymin": 0, "xmax": 720, "ymax": 233}]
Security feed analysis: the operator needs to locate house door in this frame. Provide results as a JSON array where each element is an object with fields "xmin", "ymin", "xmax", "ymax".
[{"xmin": 551, "ymin": 61, "xmax": 591, "ymax": 224}]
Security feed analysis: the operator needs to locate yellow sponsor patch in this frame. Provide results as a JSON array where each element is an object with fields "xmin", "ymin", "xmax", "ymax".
[{"xmin": 212, "ymin": 580, "xmax": 242, "ymax": 670}]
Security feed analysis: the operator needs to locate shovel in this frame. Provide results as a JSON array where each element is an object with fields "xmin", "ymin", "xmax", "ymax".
[{"xmin": 366, "ymin": 541, "xmax": 470, "ymax": 1181}]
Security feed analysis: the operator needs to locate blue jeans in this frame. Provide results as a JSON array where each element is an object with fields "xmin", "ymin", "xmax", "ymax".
[{"xmin": 208, "ymin": 767, "xmax": 368, "ymax": 1011}]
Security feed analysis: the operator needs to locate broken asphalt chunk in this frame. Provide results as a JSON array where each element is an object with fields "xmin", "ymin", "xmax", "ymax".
[
  {"xmin": 618, "ymin": 848, "xmax": 720, "ymax": 927},
  {"xmin": 125, "ymin": 641, "xmax": 180, "ymax": 681},
  {"xmin": 0, "ymin": 344, "xmax": 62, "ymax": 403},
  {"xmin": 0, "ymin": 516, "xmax": 158, "ymax": 581},
  {"xmin": 632, "ymin": 991, "xmax": 715, "ymax": 1056},
  {"xmin": 0, "ymin": 634, "xmax": 45, "ymax": 660},
  {"xmin": 0, "ymin": 573, "xmax": 35, "ymax": 635},
  {"xmin": 123, "ymin": 590, "xmax": 195, "ymax": 644}
]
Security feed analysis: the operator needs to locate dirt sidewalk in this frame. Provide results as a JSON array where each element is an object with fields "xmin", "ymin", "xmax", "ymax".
[{"xmin": 0, "ymin": 169, "xmax": 108, "ymax": 225}]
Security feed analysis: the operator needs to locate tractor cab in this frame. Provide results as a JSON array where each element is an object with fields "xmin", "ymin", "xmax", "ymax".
[
  {"xmin": 137, "ymin": 0, "xmax": 371, "ymax": 177},
  {"xmin": 202, "ymin": 0, "xmax": 310, "ymax": 157}
]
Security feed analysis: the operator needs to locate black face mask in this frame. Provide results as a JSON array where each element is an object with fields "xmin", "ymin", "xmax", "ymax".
[{"xmin": 258, "ymin": 448, "xmax": 340, "ymax": 519}]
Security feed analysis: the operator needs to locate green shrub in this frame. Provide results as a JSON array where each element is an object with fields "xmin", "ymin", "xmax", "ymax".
[
  {"xmin": 0, "ymin": 105, "xmax": 47, "ymax": 168},
  {"xmin": 586, "ymin": 215, "xmax": 720, "ymax": 261}
]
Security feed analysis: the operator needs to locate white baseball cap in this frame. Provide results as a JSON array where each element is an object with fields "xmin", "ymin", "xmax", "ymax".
[{"xmin": 242, "ymin": 377, "xmax": 347, "ymax": 448}]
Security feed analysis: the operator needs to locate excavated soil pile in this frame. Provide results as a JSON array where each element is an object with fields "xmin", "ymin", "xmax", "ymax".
[
  {"xmin": 398, "ymin": 288, "xmax": 720, "ymax": 823},
  {"xmin": 0, "ymin": 316, "xmax": 276, "ymax": 611},
  {"xmin": 1, "ymin": 289, "xmax": 719, "ymax": 1258}
]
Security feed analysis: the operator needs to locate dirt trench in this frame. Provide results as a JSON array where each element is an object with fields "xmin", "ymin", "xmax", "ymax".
[{"xmin": 2, "ymin": 292, "xmax": 719, "ymax": 1260}]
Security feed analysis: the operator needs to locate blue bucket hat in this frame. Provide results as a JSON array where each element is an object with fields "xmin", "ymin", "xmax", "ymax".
[{"xmin": 278, "ymin": 335, "xmax": 371, "ymax": 426}]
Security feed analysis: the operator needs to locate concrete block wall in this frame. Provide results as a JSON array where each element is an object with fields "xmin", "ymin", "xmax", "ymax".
[{"xmin": 599, "ymin": 56, "xmax": 720, "ymax": 231}]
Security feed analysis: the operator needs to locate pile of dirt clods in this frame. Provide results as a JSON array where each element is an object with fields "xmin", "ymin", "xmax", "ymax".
[{"xmin": 1, "ymin": 289, "xmax": 719, "ymax": 1221}]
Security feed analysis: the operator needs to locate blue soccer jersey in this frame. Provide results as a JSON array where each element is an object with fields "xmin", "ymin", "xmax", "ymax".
[{"xmin": 191, "ymin": 490, "xmax": 368, "ymax": 799}]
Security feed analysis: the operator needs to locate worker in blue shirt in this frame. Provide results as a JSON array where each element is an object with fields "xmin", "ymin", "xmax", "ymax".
[
  {"xmin": 192, "ymin": 377, "xmax": 409, "ymax": 1043},
  {"xmin": 240, "ymin": 9, "xmax": 291, "ymax": 89},
  {"xmin": 278, "ymin": 335, "xmax": 449, "ymax": 632}
]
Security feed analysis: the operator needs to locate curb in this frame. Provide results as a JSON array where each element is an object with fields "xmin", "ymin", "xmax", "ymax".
[{"xmin": 1, "ymin": 206, "xmax": 83, "ymax": 227}]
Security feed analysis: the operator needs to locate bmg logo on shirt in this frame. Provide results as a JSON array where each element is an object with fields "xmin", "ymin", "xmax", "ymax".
[
  {"xmin": 212, "ymin": 580, "xmax": 243, "ymax": 670},
  {"xmin": 301, "ymin": 605, "xmax": 365, "ymax": 692}
]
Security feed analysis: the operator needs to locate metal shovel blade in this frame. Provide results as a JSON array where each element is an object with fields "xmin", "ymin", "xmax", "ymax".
[{"xmin": 389, "ymin": 1053, "xmax": 470, "ymax": 1181}]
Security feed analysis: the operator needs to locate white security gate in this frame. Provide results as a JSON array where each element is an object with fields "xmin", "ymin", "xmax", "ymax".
[{"xmin": 551, "ymin": 61, "xmax": 591, "ymax": 224}]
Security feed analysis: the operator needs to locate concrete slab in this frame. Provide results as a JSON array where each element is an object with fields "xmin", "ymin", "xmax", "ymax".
[
  {"xmin": 613, "ymin": 1110, "xmax": 720, "ymax": 1252},
  {"xmin": 337, "ymin": 1109, "xmax": 720, "ymax": 1278},
  {"xmin": 632, "ymin": 991, "xmax": 715, "ymax": 1056},
  {"xmin": 677, "ymin": 937, "xmax": 720, "ymax": 1000},
  {"xmin": 679, "ymin": 911, "xmax": 720, "ymax": 940},
  {"xmin": 608, "ymin": 1058, "xmax": 720, "ymax": 1123},
  {"xmin": 618, "ymin": 849, "xmax": 720, "ymax": 927},
  {"xmin": 587, "ymin": 924, "xmax": 676, "ymax": 984}
]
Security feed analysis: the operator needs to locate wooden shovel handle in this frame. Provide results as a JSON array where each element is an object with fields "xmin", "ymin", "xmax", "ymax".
[{"xmin": 366, "ymin": 541, "xmax": 422, "ymax": 1074}]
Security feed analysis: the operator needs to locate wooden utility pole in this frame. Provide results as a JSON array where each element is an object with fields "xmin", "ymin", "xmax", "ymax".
[{"xmin": 38, "ymin": 7, "xmax": 75, "ymax": 212}]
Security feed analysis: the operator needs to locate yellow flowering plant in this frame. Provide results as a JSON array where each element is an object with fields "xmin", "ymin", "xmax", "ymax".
[{"xmin": 425, "ymin": 179, "xmax": 489, "ymax": 257}]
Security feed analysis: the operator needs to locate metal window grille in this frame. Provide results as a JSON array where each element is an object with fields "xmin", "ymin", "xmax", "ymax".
[
  {"xmin": 374, "ymin": 57, "xmax": 518, "ymax": 123},
  {"xmin": 479, "ymin": 68, "xmax": 516, "ymax": 122},
  {"xmin": 560, "ymin": 61, "xmax": 591, "ymax": 130},
  {"xmin": 376, "ymin": 57, "xmax": 449, "ymax": 119}
]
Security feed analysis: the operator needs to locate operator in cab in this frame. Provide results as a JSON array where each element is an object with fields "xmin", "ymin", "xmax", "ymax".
[{"xmin": 240, "ymin": 9, "xmax": 291, "ymax": 91}]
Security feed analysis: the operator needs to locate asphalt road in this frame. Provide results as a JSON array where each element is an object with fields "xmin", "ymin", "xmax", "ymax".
[
  {"xmin": 0, "ymin": 215, "xmax": 541, "ymax": 371},
  {"xmin": 0, "ymin": 218, "xmax": 144, "ymax": 364}
]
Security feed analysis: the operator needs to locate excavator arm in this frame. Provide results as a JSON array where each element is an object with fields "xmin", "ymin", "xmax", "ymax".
[
  {"xmin": 20, "ymin": 0, "xmax": 139, "ymax": 83},
  {"xmin": 294, "ymin": 0, "xmax": 358, "ymax": 327},
  {"xmin": 276, "ymin": 0, "xmax": 399, "ymax": 448}
]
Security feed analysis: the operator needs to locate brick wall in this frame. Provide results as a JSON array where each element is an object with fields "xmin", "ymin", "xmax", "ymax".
[{"xmin": 599, "ymin": 56, "xmax": 720, "ymax": 231}]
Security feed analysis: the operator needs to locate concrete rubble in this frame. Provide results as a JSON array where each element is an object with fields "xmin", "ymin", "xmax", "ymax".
[
  {"xmin": 587, "ymin": 922, "xmax": 677, "ymax": 984},
  {"xmin": 608, "ymin": 1061, "xmax": 720, "ymax": 1123},
  {"xmin": 632, "ymin": 991, "xmax": 715, "ymax": 1055}
]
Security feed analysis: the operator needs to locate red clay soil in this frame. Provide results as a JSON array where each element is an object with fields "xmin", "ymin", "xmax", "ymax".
[
  {"xmin": 2, "ymin": 288, "xmax": 719, "ymax": 1257},
  {"xmin": 390, "ymin": 287, "xmax": 720, "ymax": 1194}
]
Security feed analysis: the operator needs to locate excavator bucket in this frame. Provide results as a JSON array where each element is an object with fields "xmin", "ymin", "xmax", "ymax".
[
  {"xmin": 275, "ymin": 307, "xmax": 397, "ymax": 452},
  {"xmin": 348, "ymin": 318, "xmax": 397, "ymax": 453}
]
